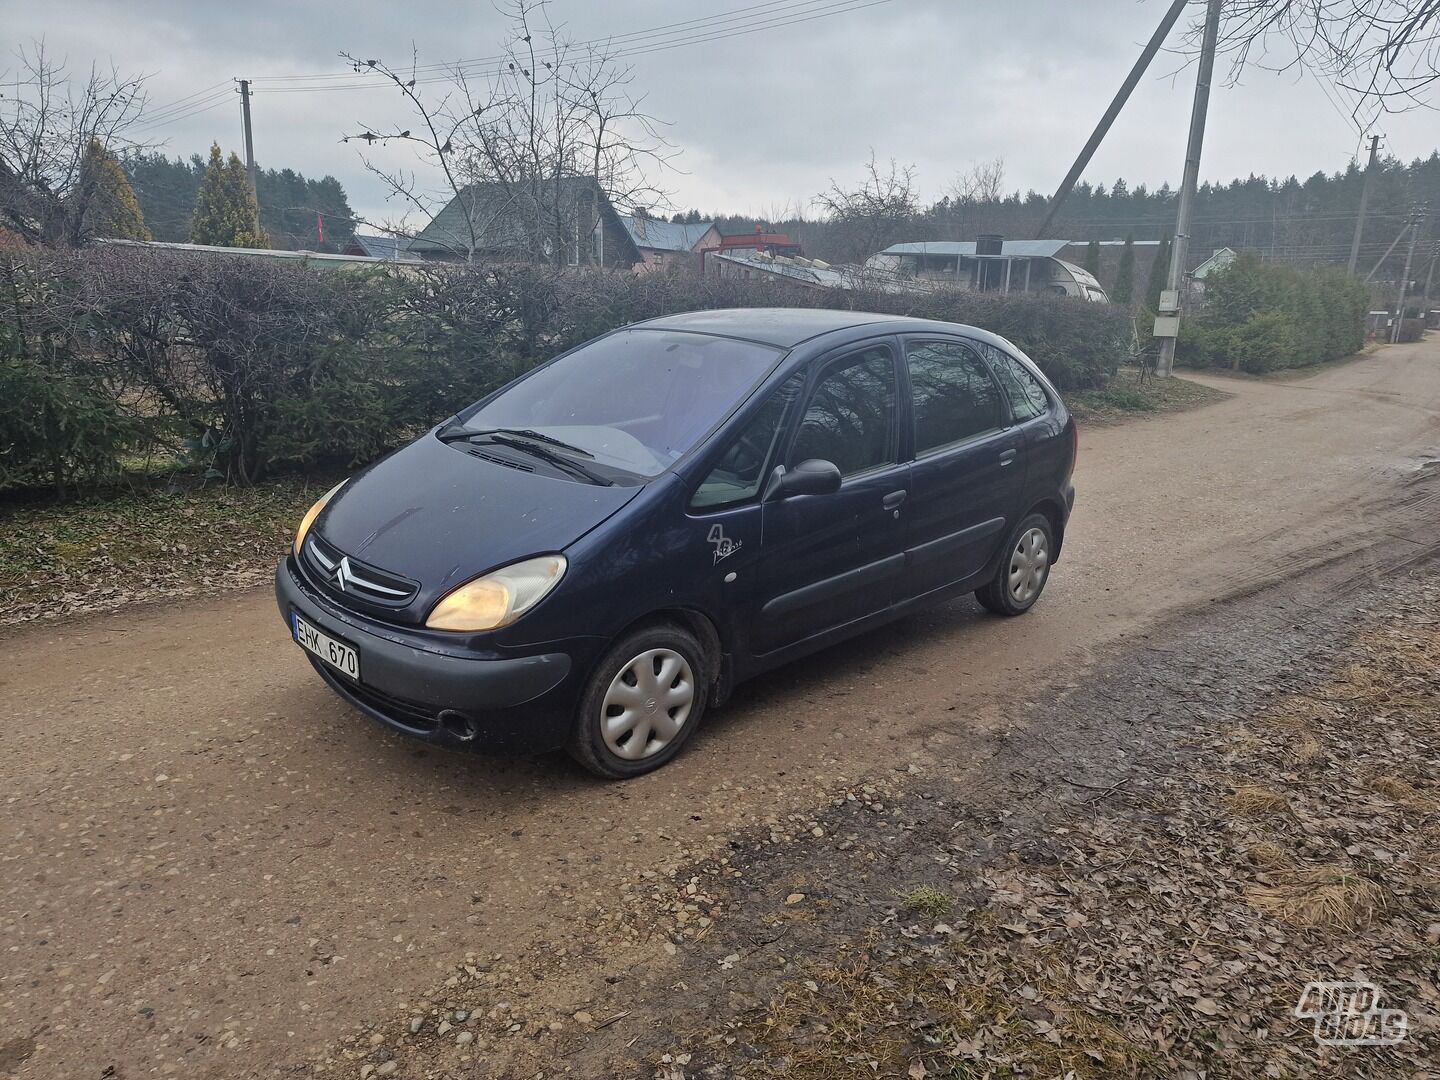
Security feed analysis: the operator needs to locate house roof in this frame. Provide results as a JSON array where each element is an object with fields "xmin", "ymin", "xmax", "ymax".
[
  {"xmin": 409, "ymin": 176, "xmax": 642, "ymax": 263},
  {"xmin": 1191, "ymin": 246, "xmax": 1238, "ymax": 279},
  {"xmin": 348, "ymin": 233, "xmax": 418, "ymax": 261},
  {"xmin": 619, "ymin": 216, "xmax": 715, "ymax": 252},
  {"xmin": 881, "ymin": 240, "xmax": 1071, "ymax": 258}
]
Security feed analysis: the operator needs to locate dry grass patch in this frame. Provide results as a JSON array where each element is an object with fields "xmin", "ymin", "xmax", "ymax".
[
  {"xmin": 1225, "ymin": 784, "xmax": 1290, "ymax": 818},
  {"xmin": 1245, "ymin": 840, "xmax": 1292, "ymax": 869},
  {"xmin": 1246, "ymin": 867, "xmax": 1388, "ymax": 931},
  {"xmin": 751, "ymin": 955, "xmax": 1153, "ymax": 1080},
  {"xmin": 1368, "ymin": 773, "xmax": 1439, "ymax": 812}
]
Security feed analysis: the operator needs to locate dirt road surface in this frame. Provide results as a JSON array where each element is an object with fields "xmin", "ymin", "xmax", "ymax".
[{"xmin": 4, "ymin": 339, "xmax": 1439, "ymax": 1078}]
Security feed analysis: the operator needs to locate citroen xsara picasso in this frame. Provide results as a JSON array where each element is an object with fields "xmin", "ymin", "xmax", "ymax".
[{"xmin": 276, "ymin": 309, "xmax": 1077, "ymax": 778}]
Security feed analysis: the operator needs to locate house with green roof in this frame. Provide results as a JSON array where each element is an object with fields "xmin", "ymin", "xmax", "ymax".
[{"xmin": 408, "ymin": 176, "xmax": 641, "ymax": 267}]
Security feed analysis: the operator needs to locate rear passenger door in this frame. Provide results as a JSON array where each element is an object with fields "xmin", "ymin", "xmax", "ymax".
[
  {"xmin": 972, "ymin": 339, "xmax": 1068, "ymax": 489},
  {"xmin": 900, "ymin": 337, "xmax": 1024, "ymax": 599}
]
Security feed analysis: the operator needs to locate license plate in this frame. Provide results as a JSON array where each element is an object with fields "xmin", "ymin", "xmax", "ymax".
[{"xmin": 292, "ymin": 612, "xmax": 360, "ymax": 681}]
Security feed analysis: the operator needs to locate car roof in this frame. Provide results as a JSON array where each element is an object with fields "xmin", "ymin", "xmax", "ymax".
[{"xmin": 632, "ymin": 307, "xmax": 912, "ymax": 348}]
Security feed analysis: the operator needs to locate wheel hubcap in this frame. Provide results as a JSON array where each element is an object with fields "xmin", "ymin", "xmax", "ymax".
[
  {"xmin": 601, "ymin": 648, "xmax": 695, "ymax": 760},
  {"xmin": 1007, "ymin": 527, "xmax": 1050, "ymax": 605}
]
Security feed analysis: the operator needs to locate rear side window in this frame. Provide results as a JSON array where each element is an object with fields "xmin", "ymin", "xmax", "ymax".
[
  {"xmin": 789, "ymin": 347, "xmax": 897, "ymax": 477},
  {"xmin": 690, "ymin": 374, "xmax": 804, "ymax": 509},
  {"xmin": 976, "ymin": 342, "xmax": 1052, "ymax": 422},
  {"xmin": 904, "ymin": 340, "xmax": 1005, "ymax": 454}
]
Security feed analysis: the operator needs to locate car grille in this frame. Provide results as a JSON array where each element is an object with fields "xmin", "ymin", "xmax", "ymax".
[
  {"xmin": 304, "ymin": 535, "xmax": 419, "ymax": 608},
  {"xmin": 324, "ymin": 666, "xmax": 441, "ymax": 734}
]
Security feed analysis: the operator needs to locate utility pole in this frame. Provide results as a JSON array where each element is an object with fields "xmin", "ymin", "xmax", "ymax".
[
  {"xmin": 1034, "ymin": 0, "xmax": 1189, "ymax": 239},
  {"xmin": 1390, "ymin": 207, "xmax": 1426, "ymax": 344},
  {"xmin": 1347, "ymin": 134, "xmax": 1382, "ymax": 274},
  {"xmin": 1155, "ymin": 0, "xmax": 1222, "ymax": 378},
  {"xmin": 1423, "ymin": 242, "xmax": 1439, "ymax": 314},
  {"xmin": 1366, "ymin": 216, "xmax": 1415, "ymax": 283},
  {"xmin": 238, "ymin": 79, "xmax": 259, "ymax": 224}
]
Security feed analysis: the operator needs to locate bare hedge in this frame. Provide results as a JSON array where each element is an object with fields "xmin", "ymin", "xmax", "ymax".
[{"xmin": 1, "ymin": 247, "xmax": 1129, "ymax": 497}]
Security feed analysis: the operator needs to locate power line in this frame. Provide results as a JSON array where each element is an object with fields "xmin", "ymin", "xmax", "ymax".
[
  {"xmin": 249, "ymin": 0, "xmax": 895, "ymax": 95},
  {"xmin": 138, "ymin": 79, "xmax": 232, "ymax": 121},
  {"xmin": 134, "ymin": 89, "xmax": 236, "ymax": 132},
  {"xmin": 252, "ymin": 0, "xmax": 849, "ymax": 84}
]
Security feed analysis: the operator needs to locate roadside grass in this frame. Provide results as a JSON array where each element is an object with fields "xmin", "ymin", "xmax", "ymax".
[
  {"xmin": 753, "ymin": 953, "xmax": 1154, "ymax": 1080},
  {"xmin": 664, "ymin": 581, "xmax": 1440, "ymax": 1079},
  {"xmin": 0, "ymin": 476, "xmax": 331, "ymax": 625},
  {"xmin": 1066, "ymin": 367, "xmax": 1228, "ymax": 424}
]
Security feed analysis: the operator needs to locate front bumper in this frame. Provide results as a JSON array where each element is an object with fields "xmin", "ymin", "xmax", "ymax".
[{"xmin": 275, "ymin": 557, "xmax": 587, "ymax": 753}]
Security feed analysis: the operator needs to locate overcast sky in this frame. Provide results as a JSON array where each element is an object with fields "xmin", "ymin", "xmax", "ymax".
[{"xmin": 7, "ymin": 0, "xmax": 1436, "ymax": 231}]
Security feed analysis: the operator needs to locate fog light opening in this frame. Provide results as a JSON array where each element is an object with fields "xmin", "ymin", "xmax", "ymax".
[{"xmin": 438, "ymin": 709, "xmax": 479, "ymax": 743}]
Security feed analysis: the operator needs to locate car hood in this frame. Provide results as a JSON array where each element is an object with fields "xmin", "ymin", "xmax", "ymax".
[{"xmin": 314, "ymin": 433, "xmax": 642, "ymax": 619}]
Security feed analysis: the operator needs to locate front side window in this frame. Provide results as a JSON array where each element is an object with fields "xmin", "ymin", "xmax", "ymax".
[
  {"xmin": 691, "ymin": 374, "xmax": 804, "ymax": 509},
  {"xmin": 460, "ymin": 329, "xmax": 783, "ymax": 478},
  {"xmin": 975, "ymin": 342, "xmax": 1051, "ymax": 422},
  {"xmin": 788, "ymin": 347, "xmax": 897, "ymax": 477},
  {"xmin": 905, "ymin": 340, "xmax": 1006, "ymax": 454}
]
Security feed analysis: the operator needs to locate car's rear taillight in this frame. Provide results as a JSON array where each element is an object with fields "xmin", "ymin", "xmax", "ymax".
[{"xmin": 1070, "ymin": 420, "xmax": 1079, "ymax": 475}]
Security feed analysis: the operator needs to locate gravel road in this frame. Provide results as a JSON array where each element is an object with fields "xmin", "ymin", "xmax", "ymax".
[{"xmin": 3, "ymin": 339, "xmax": 1439, "ymax": 1079}]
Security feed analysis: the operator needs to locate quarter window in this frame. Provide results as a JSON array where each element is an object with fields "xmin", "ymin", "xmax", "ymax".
[
  {"xmin": 690, "ymin": 374, "xmax": 804, "ymax": 509},
  {"xmin": 977, "ymin": 342, "xmax": 1051, "ymax": 422},
  {"xmin": 789, "ymin": 347, "xmax": 897, "ymax": 477},
  {"xmin": 905, "ymin": 341, "xmax": 1005, "ymax": 454}
]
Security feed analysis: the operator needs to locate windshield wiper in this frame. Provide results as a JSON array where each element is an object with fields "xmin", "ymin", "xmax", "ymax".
[
  {"xmin": 438, "ymin": 424, "xmax": 595, "ymax": 459},
  {"xmin": 482, "ymin": 434, "xmax": 615, "ymax": 486}
]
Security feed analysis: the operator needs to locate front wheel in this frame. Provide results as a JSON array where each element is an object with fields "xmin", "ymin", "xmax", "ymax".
[
  {"xmin": 976, "ymin": 513, "xmax": 1054, "ymax": 616},
  {"xmin": 568, "ymin": 623, "xmax": 710, "ymax": 779}
]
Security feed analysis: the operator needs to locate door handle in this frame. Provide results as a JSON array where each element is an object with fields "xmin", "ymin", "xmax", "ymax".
[
  {"xmin": 882, "ymin": 489, "xmax": 908, "ymax": 510},
  {"xmin": 998, "ymin": 449, "xmax": 1018, "ymax": 466}
]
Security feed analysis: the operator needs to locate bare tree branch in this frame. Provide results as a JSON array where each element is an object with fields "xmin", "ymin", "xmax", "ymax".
[{"xmin": 340, "ymin": 0, "xmax": 675, "ymax": 263}]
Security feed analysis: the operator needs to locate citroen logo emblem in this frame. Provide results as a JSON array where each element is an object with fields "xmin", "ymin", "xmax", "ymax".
[{"xmin": 333, "ymin": 556, "xmax": 353, "ymax": 592}]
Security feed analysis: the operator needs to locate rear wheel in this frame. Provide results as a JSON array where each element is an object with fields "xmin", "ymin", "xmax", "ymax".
[
  {"xmin": 568, "ymin": 623, "xmax": 710, "ymax": 779},
  {"xmin": 976, "ymin": 513, "xmax": 1054, "ymax": 616}
]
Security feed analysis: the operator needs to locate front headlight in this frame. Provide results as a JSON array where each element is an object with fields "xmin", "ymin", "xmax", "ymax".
[
  {"xmin": 426, "ymin": 554, "xmax": 567, "ymax": 632},
  {"xmin": 293, "ymin": 480, "xmax": 346, "ymax": 557}
]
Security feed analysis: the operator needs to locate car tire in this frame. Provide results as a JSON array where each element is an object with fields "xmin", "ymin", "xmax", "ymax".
[
  {"xmin": 976, "ymin": 512, "xmax": 1055, "ymax": 616},
  {"xmin": 568, "ymin": 623, "xmax": 711, "ymax": 779}
]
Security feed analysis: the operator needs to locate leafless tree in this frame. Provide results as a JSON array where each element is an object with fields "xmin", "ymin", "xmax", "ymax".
[
  {"xmin": 1194, "ymin": 0, "xmax": 1440, "ymax": 121},
  {"xmin": 0, "ymin": 42, "xmax": 148, "ymax": 246},
  {"xmin": 948, "ymin": 157, "xmax": 1007, "ymax": 207},
  {"xmin": 341, "ymin": 0, "xmax": 674, "ymax": 263},
  {"xmin": 813, "ymin": 152, "xmax": 920, "ymax": 265},
  {"xmin": 945, "ymin": 157, "xmax": 1008, "ymax": 236}
]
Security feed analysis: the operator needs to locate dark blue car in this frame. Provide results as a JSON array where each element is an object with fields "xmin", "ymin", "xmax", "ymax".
[{"xmin": 276, "ymin": 308, "xmax": 1077, "ymax": 778}]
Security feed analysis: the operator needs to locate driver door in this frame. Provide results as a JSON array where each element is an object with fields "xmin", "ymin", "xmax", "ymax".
[{"xmin": 752, "ymin": 342, "xmax": 909, "ymax": 656}]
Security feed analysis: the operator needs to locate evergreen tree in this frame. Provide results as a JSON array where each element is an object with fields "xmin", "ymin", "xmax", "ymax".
[
  {"xmin": 1112, "ymin": 234, "xmax": 1136, "ymax": 306},
  {"xmin": 123, "ymin": 152, "xmax": 205, "ymax": 241},
  {"xmin": 189, "ymin": 144, "xmax": 268, "ymax": 248},
  {"xmin": 1144, "ymin": 236, "xmax": 1172, "ymax": 310},
  {"xmin": 79, "ymin": 139, "xmax": 151, "ymax": 240},
  {"xmin": 1082, "ymin": 239, "xmax": 1101, "ymax": 275}
]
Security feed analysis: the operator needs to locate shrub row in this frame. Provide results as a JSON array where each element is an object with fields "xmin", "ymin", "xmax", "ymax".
[
  {"xmin": 1175, "ymin": 253, "xmax": 1369, "ymax": 374},
  {"xmin": 0, "ymin": 246, "xmax": 1130, "ymax": 498}
]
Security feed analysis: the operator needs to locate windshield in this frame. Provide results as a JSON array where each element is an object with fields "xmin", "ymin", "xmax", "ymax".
[{"xmin": 456, "ymin": 329, "xmax": 783, "ymax": 477}]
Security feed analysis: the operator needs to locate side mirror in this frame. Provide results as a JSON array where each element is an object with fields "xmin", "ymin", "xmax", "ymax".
[{"xmin": 764, "ymin": 459, "xmax": 842, "ymax": 501}]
